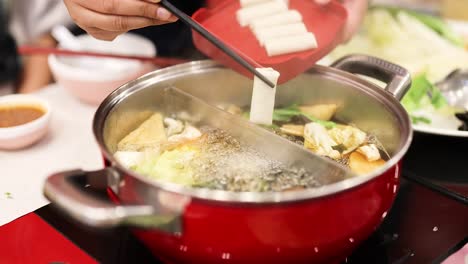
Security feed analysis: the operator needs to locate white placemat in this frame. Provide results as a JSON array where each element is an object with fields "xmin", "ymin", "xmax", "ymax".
[{"xmin": 0, "ymin": 84, "xmax": 103, "ymax": 226}]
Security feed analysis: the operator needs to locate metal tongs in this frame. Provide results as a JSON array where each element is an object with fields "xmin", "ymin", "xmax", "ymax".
[
  {"xmin": 435, "ymin": 68, "xmax": 468, "ymax": 110},
  {"xmin": 162, "ymin": 87, "xmax": 355, "ymax": 187},
  {"xmin": 159, "ymin": 0, "xmax": 276, "ymax": 88}
]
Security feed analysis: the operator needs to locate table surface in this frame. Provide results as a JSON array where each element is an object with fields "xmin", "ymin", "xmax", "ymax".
[{"xmin": 0, "ymin": 85, "xmax": 103, "ymax": 226}]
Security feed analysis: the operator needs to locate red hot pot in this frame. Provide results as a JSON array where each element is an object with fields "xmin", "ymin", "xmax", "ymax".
[{"xmin": 44, "ymin": 55, "xmax": 413, "ymax": 264}]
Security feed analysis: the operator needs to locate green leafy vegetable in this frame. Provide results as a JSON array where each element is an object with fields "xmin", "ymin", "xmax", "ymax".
[
  {"xmin": 332, "ymin": 144, "xmax": 347, "ymax": 153},
  {"xmin": 407, "ymin": 74, "xmax": 431, "ymax": 102},
  {"xmin": 272, "ymin": 107, "xmax": 298, "ymax": 122},
  {"xmin": 428, "ymin": 84, "xmax": 448, "ymax": 109},
  {"xmin": 406, "ymin": 11, "xmax": 464, "ymax": 47},
  {"xmin": 131, "ymin": 148, "xmax": 196, "ymax": 187},
  {"xmin": 301, "ymin": 112, "xmax": 336, "ymax": 129},
  {"xmin": 242, "ymin": 104, "xmax": 336, "ymax": 128},
  {"xmin": 402, "ymin": 74, "xmax": 431, "ymax": 112},
  {"xmin": 402, "ymin": 73, "xmax": 448, "ymax": 117},
  {"xmin": 373, "ymin": 6, "xmax": 464, "ymax": 47},
  {"xmin": 272, "ymin": 104, "xmax": 337, "ymax": 128},
  {"xmin": 331, "ymin": 7, "xmax": 468, "ymax": 84},
  {"xmin": 329, "ymin": 7, "xmax": 464, "ymax": 126},
  {"xmin": 411, "ymin": 115, "xmax": 431, "ymax": 124}
]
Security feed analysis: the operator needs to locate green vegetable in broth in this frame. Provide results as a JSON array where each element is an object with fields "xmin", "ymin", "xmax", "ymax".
[{"xmin": 272, "ymin": 104, "xmax": 336, "ymax": 128}]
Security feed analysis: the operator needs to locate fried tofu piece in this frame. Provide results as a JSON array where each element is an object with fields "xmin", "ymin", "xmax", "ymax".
[
  {"xmin": 280, "ymin": 124, "xmax": 304, "ymax": 137},
  {"xmin": 299, "ymin": 104, "xmax": 338, "ymax": 121},
  {"xmin": 349, "ymin": 152, "xmax": 385, "ymax": 175},
  {"xmin": 117, "ymin": 113, "xmax": 167, "ymax": 151}
]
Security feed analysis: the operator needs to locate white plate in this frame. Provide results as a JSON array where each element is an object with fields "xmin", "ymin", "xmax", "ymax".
[
  {"xmin": 317, "ymin": 56, "xmax": 468, "ymax": 138},
  {"xmin": 411, "ymin": 108, "xmax": 468, "ymax": 137},
  {"xmin": 409, "ymin": 19, "xmax": 468, "ymax": 137},
  {"xmin": 319, "ymin": 17, "xmax": 468, "ymax": 138},
  {"xmin": 413, "ymin": 124, "xmax": 468, "ymax": 137}
]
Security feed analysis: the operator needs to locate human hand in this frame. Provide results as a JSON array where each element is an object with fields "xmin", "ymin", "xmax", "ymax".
[
  {"xmin": 315, "ymin": 0, "xmax": 368, "ymax": 43},
  {"xmin": 63, "ymin": 0, "xmax": 178, "ymax": 41}
]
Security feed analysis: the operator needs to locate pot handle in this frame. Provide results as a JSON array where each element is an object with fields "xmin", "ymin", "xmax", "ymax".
[
  {"xmin": 43, "ymin": 167, "xmax": 183, "ymax": 233},
  {"xmin": 331, "ymin": 54, "xmax": 412, "ymax": 100}
]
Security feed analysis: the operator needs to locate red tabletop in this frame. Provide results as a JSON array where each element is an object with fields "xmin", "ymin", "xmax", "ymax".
[{"xmin": 0, "ymin": 213, "xmax": 97, "ymax": 264}]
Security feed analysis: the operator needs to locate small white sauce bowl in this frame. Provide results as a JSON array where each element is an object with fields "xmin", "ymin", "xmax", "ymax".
[{"xmin": 0, "ymin": 94, "xmax": 52, "ymax": 150}]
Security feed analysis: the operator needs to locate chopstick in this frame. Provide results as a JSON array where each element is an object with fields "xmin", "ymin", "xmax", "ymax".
[
  {"xmin": 17, "ymin": 46, "xmax": 189, "ymax": 68},
  {"xmin": 159, "ymin": 0, "xmax": 276, "ymax": 88}
]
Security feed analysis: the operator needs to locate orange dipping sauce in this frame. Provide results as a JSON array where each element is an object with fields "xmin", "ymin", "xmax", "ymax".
[{"xmin": 0, "ymin": 105, "xmax": 45, "ymax": 128}]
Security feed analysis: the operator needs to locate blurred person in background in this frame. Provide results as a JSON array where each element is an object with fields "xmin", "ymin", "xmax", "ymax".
[
  {"xmin": 0, "ymin": 1, "xmax": 73, "ymax": 95},
  {"xmin": 64, "ymin": 0, "xmax": 367, "ymax": 57}
]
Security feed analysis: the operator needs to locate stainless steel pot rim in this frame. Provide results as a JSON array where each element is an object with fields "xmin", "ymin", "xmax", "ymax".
[{"xmin": 94, "ymin": 60, "xmax": 413, "ymax": 204}]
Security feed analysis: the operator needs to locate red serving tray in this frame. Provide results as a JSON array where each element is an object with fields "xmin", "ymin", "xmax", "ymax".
[{"xmin": 192, "ymin": 0, "xmax": 347, "ymax": 84}]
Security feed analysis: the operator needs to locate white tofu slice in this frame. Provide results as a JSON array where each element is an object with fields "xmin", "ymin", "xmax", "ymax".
[
  {"xmin": 250, "ymin": 10, "xmax": 302, "ymax": 30},
  {"xmin": 240, "ymin": 0, "xmax": 289, "ymax": 8},
  {"xmin": 240, "ymin": 0, "xmax": 269, "ymax": 7},
  {"xmin": 264, "ymin": 32, "xmax": 318, "ymax": 56},
  {"xmin": 114, "ymin": 151, "xmax": 145, "ymax": 168},
  {"xmin": 357, "ymin": 144, "xmax": 381, "ymax": 162},
  {"xmin": 254, "ymin": 22, "xmax": 308, "ymax": 46},
  {"xmin": 236, "ymin": 1, "xmax": 288, "ymax": 27},
  {"xmin": 249, "ymin": 68, "xmax": 280, "ymax": 125}
]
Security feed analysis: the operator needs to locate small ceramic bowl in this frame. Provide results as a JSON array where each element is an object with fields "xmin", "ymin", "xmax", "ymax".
[
  {"xmin": 0, "ymin": 94, "xmax": 51, "ymax": 150},
  {"xmin": 48, "ymin": 33, "xmax": 157, "ymax": 105}
]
